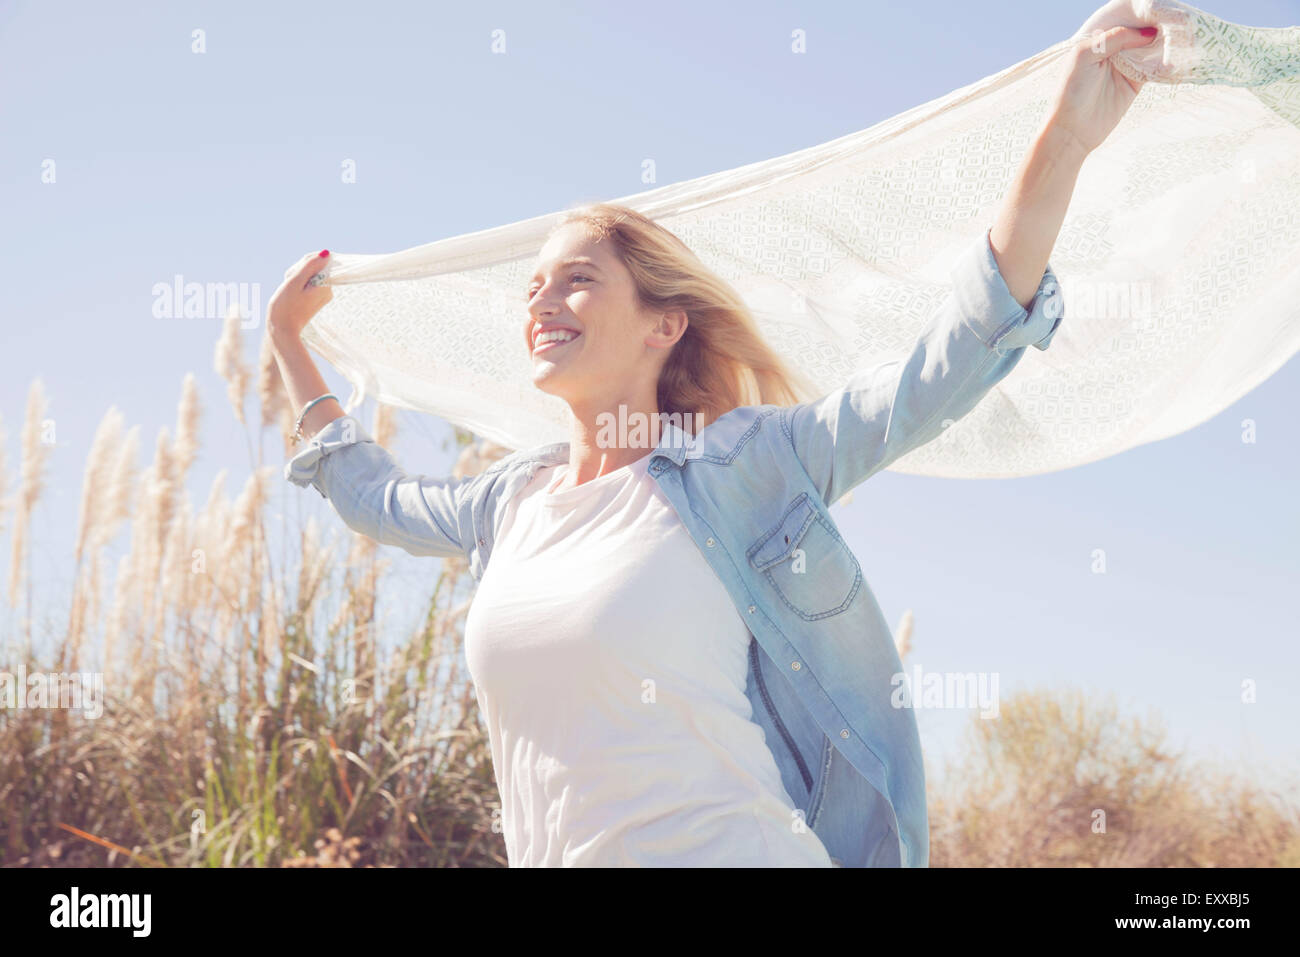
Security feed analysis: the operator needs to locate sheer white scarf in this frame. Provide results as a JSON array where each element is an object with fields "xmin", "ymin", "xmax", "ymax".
[{"xmin": 294, "ymin": 0, "xmax": 1299, "ymax": 478}]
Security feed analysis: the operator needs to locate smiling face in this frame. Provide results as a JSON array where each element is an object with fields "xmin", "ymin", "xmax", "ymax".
[{"xmin": 525, "ymin": 221, "xmax": 685, "ymax": 412}]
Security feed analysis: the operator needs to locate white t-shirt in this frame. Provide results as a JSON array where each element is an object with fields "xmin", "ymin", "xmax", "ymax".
[{"xmin": 463, "ymin": 451, "xmax": 834, "ymax": 867}]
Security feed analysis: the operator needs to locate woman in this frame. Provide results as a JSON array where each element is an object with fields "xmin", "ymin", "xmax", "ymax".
[{"xmin": 270, "ymin": 21, "xmax": 1160, "ymax": 867}]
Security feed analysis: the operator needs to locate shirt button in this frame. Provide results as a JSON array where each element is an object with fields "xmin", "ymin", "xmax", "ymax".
[
  {"xmin": 478, "ymin": 538, "xmax": 486, "ymax": 546},
  {"xmin": 840, "ymin": 729, "xmax": 850, "ymax": 738},
  {"xmin": 747, "ymin": 604, "xmax": 756, "ymax": 614},
  {"xmin": 706, "ymin": 537, "xmax": 715, "ymax": 547},
  {"xmin": 791, "ymin": 660, "xmax": 801, "ymax": 671},
  {"xmin": 1039, "ymin": 281, "xmax": 1063, "ymax": 320}
]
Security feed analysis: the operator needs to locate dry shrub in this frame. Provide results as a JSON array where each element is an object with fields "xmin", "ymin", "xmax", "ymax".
[{"xmin": 928, "ymin": 687, "xmax": 1300, "ymax": 867}]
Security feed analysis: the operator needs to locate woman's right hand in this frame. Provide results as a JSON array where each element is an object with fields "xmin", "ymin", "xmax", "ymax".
[{"xmin": 267, "ymin": 250, "xmax": 333, "ymax": 340}]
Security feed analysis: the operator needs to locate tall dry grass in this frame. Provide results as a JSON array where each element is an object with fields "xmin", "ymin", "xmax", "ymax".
[
  {"xmin": 0, "ymin": 318, "xmax": 509, "ymax": 867},
  {"xmin": 0, "ymin": 314, "xmax": 1294, "ymax": 866}
]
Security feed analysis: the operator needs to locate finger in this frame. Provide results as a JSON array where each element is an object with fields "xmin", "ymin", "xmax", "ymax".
[
  {"xmin": 296, "ymin": 250, "xmax": 331, "ymax": 290},
  {"xmin": 1083, "ymin": 25, "xmax": 1158, "ymax": 59},
  {"xmin": 304, "ymin": 270, "xmax": 332, "ymax": 292},
  {"xmin": 296, "ymin": 249, "xmax": 329, "ymax": 278},
  {"xmin": 1124, "ymin": 25, "xmax": 1160, "ymax": 47},
  {"xmin": 282, "ymin": 251, "xmax": 320, "ymax": 282}
]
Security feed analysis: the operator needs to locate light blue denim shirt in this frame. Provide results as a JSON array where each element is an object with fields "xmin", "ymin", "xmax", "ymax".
[{"xmin": 284, "ymin": 225, "xmax": 1063, "ymax": 867}]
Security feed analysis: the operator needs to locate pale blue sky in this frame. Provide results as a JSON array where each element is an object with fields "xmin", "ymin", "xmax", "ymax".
[{"xmin": 2, "ymin": 0, "xmax": 1297, "ymax": 792}]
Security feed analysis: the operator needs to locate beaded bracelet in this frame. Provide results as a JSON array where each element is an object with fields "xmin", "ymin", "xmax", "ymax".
[{"xmin": 292, "ymin": 393, "xmax": 339, "ymax": 445}]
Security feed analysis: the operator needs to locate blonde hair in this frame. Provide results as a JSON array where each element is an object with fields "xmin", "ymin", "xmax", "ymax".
[{"xmin": 548, "ymin": 203, "xmax": 819, "ymax": 432}]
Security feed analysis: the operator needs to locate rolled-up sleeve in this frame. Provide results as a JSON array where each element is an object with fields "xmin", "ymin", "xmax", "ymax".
[
  {"xmin": 284, "ymin": 414, "xmax": 475, "ymax": 560},
  {"xmin": 955, "ymin": 227, "xmax": 1064, "ymax": 353},
  {"xmin": 787, "ymin": 226, "xmax": 1064, "ymax": 506}
]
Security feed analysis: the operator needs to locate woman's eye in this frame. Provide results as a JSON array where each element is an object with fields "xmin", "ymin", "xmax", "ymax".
[{"xmin": 527, "ymin": 275, "xmax": 590, "ymax": 300}]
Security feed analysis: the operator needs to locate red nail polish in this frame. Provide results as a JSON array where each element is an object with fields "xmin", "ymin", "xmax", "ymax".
[
  {"xmin": 1139, "ymin": 26, "xmax": 1157, "ymax": 36},
  {"xmin": 319, "ymin": 249, "xmax": 329, "ymax": 257}
]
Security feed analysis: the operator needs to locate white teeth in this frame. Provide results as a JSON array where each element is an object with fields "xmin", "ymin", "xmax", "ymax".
[{"xmin": 536, "ymin": 330, "xmax": 579, "ymax": 348}]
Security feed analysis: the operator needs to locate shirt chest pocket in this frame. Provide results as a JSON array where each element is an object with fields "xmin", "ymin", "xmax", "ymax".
[{"xmin": 746, "ymin": 492, "xmax": 863, "ymax": 621}]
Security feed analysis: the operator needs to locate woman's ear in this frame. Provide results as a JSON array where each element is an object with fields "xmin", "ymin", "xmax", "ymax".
[{"xmin": 650, "ymin": 309, "xmax": 689, "ymax": 348}]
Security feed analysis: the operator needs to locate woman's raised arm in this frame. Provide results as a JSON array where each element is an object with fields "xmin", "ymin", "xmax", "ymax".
[
  {"xmin": 787, "ymin": 19, "xmax": 1160, "ymax": 507},
  {"xmin": 990, "ymin": 19, "xmax": 1159, "ymax": 302},
  {"xmin": 267, "ymin": 250, "xmax": 477, "ymax": 561},
  {"xmin": 268, "ymin": 251, "xmax": 345, "ymax": 441}
]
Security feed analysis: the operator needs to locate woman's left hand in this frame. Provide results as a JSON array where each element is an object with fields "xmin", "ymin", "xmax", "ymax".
[{"xmin": 1048, "ymin": 23, "xmax": 1159, "ymax": 157}]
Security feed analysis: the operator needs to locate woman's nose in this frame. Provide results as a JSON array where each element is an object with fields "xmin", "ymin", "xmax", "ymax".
[{"xmin": 530, "ymin": 296, "xmax": 560, "ymax": 320}]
